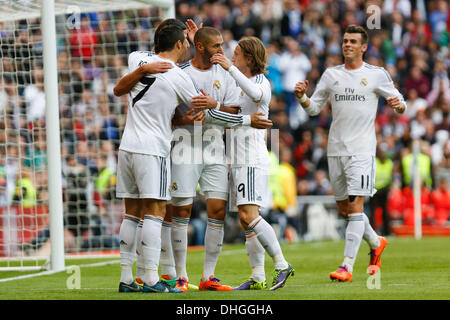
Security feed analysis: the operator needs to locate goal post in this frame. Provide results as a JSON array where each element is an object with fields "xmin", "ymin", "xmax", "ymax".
[
  {"xmin": 0, "ymin": 0, "xmax": 174, "ymax": 272},
  {"xmin": 42, "ymin": 0, "xmax": 65, "ymax": 272}
]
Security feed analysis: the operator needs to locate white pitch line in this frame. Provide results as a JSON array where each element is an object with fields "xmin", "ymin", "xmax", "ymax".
[{"xmin": 0, "ymin": 260, "xmax": 120, "ymax": 283}]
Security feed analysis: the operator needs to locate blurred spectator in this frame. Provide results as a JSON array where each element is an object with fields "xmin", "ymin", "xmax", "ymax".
[
  {"xmin": 429, "ymin": 0, "xmax": 448, "ymax": 44},
  {"xmin": 12, "ymin": 167, "xmax": 37, "ymax": 208},
  {"xmin": 221, "ymin": 29, "xmax": 238, "ymax": 59},
  {"xmin": 401, "ymin": 141, "xmax": 433, "ymax": 189},
  {"xmin": 430, "ymin": 177, "xmax": 450, "ymax": 225},
  {"xmin": 404, "ymin": 66, "xmax": 431, "ymax": 99},
  {"xmin": 294, "ymin": 130, "xmax": 313, "ymax": 179},
  {"xmin": 23, "ymin": 68, "xmax": 46, "ymax": 124},
  {"xmin": 405, "ymin": 88, "xmax": 428, "ymax": 120},
  {"xmin": 369, "ymin": 146, "xmax": 394, "ymax": 235},
  {"xmin": 64, "ymin": 155, "xmax": 90, "ymax": 238},
  {"xmin": 266, "ymin": 41, "xmax": 283, "ymax": 96},
  {"xmin": 280, "ymin": 0, "xmax": 302, "ymax": 39},
  {"xmin": 69, "ymin": 15, "xmax": 98, "ymax": 63},
  {"xmin": 278, "ymin": 37, "xmax": 311, "ymax": 117},
  {"xmin": 229, "ymin": 0, "xmax": 263, "ymax": 39}
]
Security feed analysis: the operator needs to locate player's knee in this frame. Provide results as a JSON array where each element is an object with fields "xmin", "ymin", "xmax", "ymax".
[
  {"xmin": 171, "ymin": 197, "xmax": 193, "ymax": 219},
  {"xmin": 206, "ymin": 198, "xmax": 227, "ymax": 220},
  {"xmin": 238, "ymin": 205, "xmax": 259, "ymax": 226}
]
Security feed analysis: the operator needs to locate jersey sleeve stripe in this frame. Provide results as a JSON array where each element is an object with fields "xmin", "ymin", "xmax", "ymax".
[{"xmin": 207, "ymin": 109, "xmax": 242, "ymax": 123}]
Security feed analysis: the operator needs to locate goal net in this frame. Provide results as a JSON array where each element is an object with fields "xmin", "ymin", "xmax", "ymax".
[{"xmin": 0, "ymin": 0, "xmax": 174, "ymax": 271}]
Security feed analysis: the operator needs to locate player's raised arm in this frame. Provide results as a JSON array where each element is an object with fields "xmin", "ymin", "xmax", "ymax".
[
  {"xmin": 210, "ymin": 53, "xmax": 263, "ymax": 103},
  {"xmin": 294, "ymin": 70, "xmax": 331, "ymax": 116},
  {"xmin": 113, "ymin": 61, "xmax": 173, "ymax": 96}
]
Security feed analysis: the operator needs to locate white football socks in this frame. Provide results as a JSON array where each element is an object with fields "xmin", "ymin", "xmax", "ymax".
[
  {"xmin": 249, "ymin": 216, "xmax": 288, "ymax": 270},
  {"xmin": 160, "ymin": 220, "xmax": 177, "ymax": 279},
  {"xmin": 135, "ymin": 220, "xmax": 144, "ymax": 280},
  {"xmin": 119, "ymin": 214, "xmax": 139, "ymax": 284},
  {"xmin": 342, "ymin": 213, "xmax": 365, "ymax": 273},
  {"xmin": 244, "ymin": 229, "xmax": 266, "ymax": 282},
  {"xmin": 362, "ymin": 213, "xmax": 380, "ymax": 249},
  {"xmin": 203, "ymin": 218, "xmax": 224, "ymax": 281},
  {"xmin": 142, "ymin": 215, "xmax": 163, "ymax": 286},
  {"xmin": 171, "ymin": 216, "xmax": 190, "ymax": 280}
]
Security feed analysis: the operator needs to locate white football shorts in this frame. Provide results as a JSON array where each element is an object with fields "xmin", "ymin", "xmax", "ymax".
[
  {"xmin": 116, "ymin": 150, "xmax": 171, "ymax": 200},
  {"xmin": 170, "ymin": 162, "xmax": 229, "ymax": 200},
  {"xmin": 229, "ymin": 166, "xmax": 270, "ymax": 211},
  {"xmin": 328, "ymin": 155, "xmax": 377, "ymax": 201}
]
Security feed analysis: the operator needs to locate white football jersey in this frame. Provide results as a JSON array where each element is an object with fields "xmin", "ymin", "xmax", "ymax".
[
  {"xmin": 119, "ymin": 53, "xmax": 201, "ymax": 157},
  {"xmin": 304, "ymin": 62, "xmax": 407, "ymax": 156},
  {"xmin": 230, "ymin": 74, "xmax": 272, "ymax": 169},
  {"xmin": 175, "ymin": 60, "xmax": 242, "ymax": 133}
]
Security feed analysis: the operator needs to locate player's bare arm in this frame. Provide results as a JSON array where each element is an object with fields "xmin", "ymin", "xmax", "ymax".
[{"xmin": 113, "ymin": 61, "xmax": 173, "ymax": 96}]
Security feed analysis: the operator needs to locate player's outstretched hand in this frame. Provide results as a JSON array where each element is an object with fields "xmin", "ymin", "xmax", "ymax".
[
  {"xmin": 294, "ymin": 80, "xmax": 309, "ymax": 99},
  {"xmin": 185, "ymin": 19, "xmax": 202, "ymax": 44},
  {"xmin": 210, "ymin": 53, "xmax": 232, "ymax": 70},
  {"xmin": 191, "ymin": 89, "xmax": 218, "ymax": 110},
  {"xmin": 142, "ymin": 62, "xmax": 173, "ymax": 74},
  {"xmin": 386, "ymin": 96, "xmax": 405, "ymax": 113},
  {"xmin": 250, "ymin": 112, "xmax": 272, "ymax": 129}
]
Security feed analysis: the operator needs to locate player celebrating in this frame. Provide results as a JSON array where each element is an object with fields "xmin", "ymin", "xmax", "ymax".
[
  {"xmin": 211, "ymin": 36, "xmax": 294, "ymax": 291},
  {"xmin": 116, "ymin": 21, "xmax": 272, "ymax": 293},
  {"xmin": 294, "ymin": 25, "xmax": 406, "ymax": 282}
]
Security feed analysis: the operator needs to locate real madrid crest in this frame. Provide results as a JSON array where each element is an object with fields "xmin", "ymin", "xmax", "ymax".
[
  {"xmin": 360, "ymin": 78, "xmax": 368, "ymax": 86},
  {"xmin": 213, "ymin": 80, "xmax": 221, "ymax": 90},
  {"xmin": 171, "ymin": 182, "xmax": 178, "ymax": 191}
]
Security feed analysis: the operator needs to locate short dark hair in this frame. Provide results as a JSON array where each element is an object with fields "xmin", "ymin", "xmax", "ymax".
[
  {"xmin": 154, "ymin": 19, "xmax": 186, "ymax": 53},
  {"xmin": 156, "ymin": 25, "xmax": 186, "ymax": 52},
  {"xmin": 344, "ymin": 25, "xmax": 368, "ymax": 44},
  {"xmin": 194, "ymin": 26, "xmax": 221, "ymax": 46}
]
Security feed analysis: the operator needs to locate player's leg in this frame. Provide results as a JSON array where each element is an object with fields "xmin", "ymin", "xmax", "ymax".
[
  {"xmin": 233, "ymin": 218, "xmax": 267, "ymax": 290},
  {"xmin": 234, "ymin": 167, "xmax": 293, "ymax": 290},
  {"xmin": 170, "ymin": 199, "xmax": 193, "ymax": 291},
  {"xmin": 140, "ymin": 198, "xmax": 180, "ymax": 292},
  {"xmin": 169, "ymin": 161, "xmax": 201, "ymax": 289},
  {"xmin": 116, "ymin": 150, "xmax": 142, "ymax": 292},
  {"xmin": 347, "ymin": 155, "xmax": 387, "ymax": 274},
  {"xmin": 239, "ymin": 204, "xmax": 293, "ymax": 290},
  {"xmin": 198, "ymin": 164, "xmax": 232, "ymax": 291},
  {"xmin": 328, "ymin": 157, "xmax": 358, "ymax": 281},
  {"xmin": 160, "ymin": 203, "xmax": 177, "ymax": 281},
  {"xmin": 118, "ymin": 198, "xmax": 142, "ymax": 292},
  {"xmin": 134, "ymin": 218, "xmax": 144, "ymax": 285},
  {"xmin": 198, "ymin": 195, "xmax": 232, "ymax": 291},
  {"xmin": 131, "ymin": 154, "xmax": 181, "ymax": 293}
]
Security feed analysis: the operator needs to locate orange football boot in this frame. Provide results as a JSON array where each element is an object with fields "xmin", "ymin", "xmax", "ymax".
[
  {"xmin": 329, "ymin": 265, "xmax": 353, "ymax": 282},
  {"xmin": 199, "ymin": 275, "xmax": 232, "ymax": 291},
  {"xmin": 368, "ymin": 236, "xmax": 388, "ymax": 275},
  {"xmin": 175, "ymin": 278, "xmax": 189, "ymax": 292}
]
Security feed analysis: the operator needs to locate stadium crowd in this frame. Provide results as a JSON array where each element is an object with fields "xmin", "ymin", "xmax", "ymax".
[{"xmin": 0, "ymin": 0, "xmax": 449, "ymax": 253}]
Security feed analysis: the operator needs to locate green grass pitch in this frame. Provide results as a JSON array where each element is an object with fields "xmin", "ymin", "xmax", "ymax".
[{"xmin": 0, "ymin": 237, "xmax": 449, "ymax": 300}]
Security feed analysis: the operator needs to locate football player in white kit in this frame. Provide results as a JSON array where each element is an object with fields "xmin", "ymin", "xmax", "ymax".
[
  {"xmin": 115, "ymin": 21, "xmax": 272, "ymax": 293},
  {"xmin": 211, "ymin": 36, "xmax": 294, "ymax": 291},
  {"xmin": 169, "ymin": 26, "xmax": 274, "ymax": 292},
  {"xmin": 294, "ymin": 25, "xmax": 407, "ymax": 282}
]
